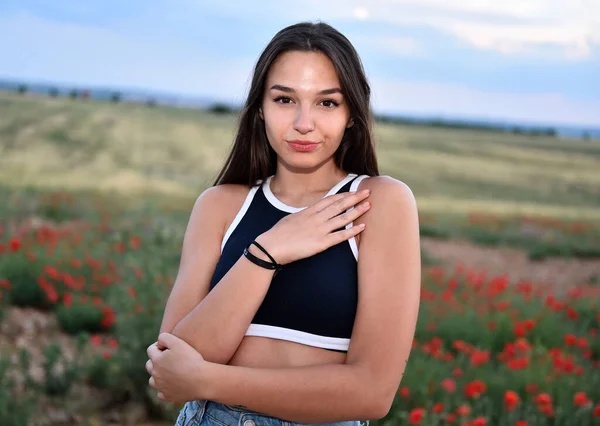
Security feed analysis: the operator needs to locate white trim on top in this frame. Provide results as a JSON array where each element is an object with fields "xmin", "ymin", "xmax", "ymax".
[
  {"xmin": 220, "ymin": 185, "xmax": 261, "ymax": 252},
  {"xmin": 262, "ymin": 173, "xmax": 358, "ymax": 213},
  {"xmin": 346, "ymin": 175, "xmax": 371, "ymax": 261},
  {"xmin": 245, "ymin": 323, "xmax": 350, "ymax": 351}
]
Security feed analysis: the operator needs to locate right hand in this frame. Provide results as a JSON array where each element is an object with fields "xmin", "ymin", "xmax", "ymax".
[{"xmin": 255, "ymin": 189, "xmax": 372, "ymax": 265}]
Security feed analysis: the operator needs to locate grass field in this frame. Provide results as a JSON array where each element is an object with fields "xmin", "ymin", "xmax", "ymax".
[
  {"xmin": 2, "ymin": 92, "xmax": 600, "ymax": 221},
  {"xmin": 1, "ymin": 91, "xmax": 600, "ymax": 426}
]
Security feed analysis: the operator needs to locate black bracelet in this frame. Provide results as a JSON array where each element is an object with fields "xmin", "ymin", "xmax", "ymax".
[
  {"xmin": 243, "ymin": 240, "xmax": 283, "ymax": 275},
  {"xmin": 251, "ymin": 240, "xmax": 279, "ymax": 265}
]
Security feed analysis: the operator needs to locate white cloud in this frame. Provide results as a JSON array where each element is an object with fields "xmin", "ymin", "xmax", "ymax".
[
  {"xmin": 353, "ymin": 7, "xmax": 370, "ymax": 20},
  {"xmin": 379, "ymin": 0, "xmax": 600, "ymax": 58},
  {"xmin": 192, "ymin": 0, "xmax": 600, "ymax": 58},
  {"xmin": 370, "ymin": 77, "xmax": 600, "ymax": 127},
  {"xmin": 447, "ymin": 21, "xmax": 592, "ymax": 57}
]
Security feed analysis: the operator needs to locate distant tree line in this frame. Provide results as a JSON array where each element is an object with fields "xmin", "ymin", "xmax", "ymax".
[
  {"xmin": 375, "ymin": 114, "xmax": 558, "ymax": 137},
  {"xmin": 12, "ymin": 83, "xmax": 138, "ymax": 106},
  {"xmin": 5, "ymin": 82, "xmax": 596, "ymax": 140},
  {"xmin": 207, "ymin": 102, "xmax": 237, "ymax": 115}
]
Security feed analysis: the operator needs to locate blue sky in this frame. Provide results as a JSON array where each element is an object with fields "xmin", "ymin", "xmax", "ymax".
[{"xmin": 1, "ymin": 0, "xmax": 599, "ymax": 126}]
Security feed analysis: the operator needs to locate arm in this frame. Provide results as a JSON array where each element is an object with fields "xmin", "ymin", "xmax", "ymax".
[
  {"xmin": 199, "ymin": 177, "xmax": 422, "ymax": 422},
  {"xmin": 159, "ymin": 185, "xmax": 276, "ymax": 365}
]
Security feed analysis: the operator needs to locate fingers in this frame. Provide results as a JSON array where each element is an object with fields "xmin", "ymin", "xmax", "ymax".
[
  {"xmin": 149, "ymin": 376, "xmax": 157, "ymax": 389},
  {"xmin": 326, "ymin": 221, "xmax": 366, "ymax": 247},
  {"xmin": 308, "ymin": 189, "xmax": 367, "ymax": 214},
  {"xmin": 317, "ymin": 189, "xmax": 371, "ymax": 220},
  {"xmin": 145, "ymin": 359, "xmax": 153, "ymax": 374},
  {"xmin": 147, "ymin": 342, "xmax": 161, "ymax": 359},
  {"xmin": 157, "ymin": 332, "xmax": 177, "ymax": 349},
  {"xmin": 326, "ymin": 200, "xmax": 371, "ymax": 231},
  {"xmin": 306, "ymin": 192, "xmax": 346, "ymax": 213}
]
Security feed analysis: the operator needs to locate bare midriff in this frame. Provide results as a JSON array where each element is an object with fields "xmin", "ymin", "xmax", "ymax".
[{"xmin": 228, "ymin": 336, "xmax": 347, "ymax": 368}]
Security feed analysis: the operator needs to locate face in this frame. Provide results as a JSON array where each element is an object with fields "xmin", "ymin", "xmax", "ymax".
[{"xmin": 260, "ymin": 50, "xmax": 353, "ymax": 171}]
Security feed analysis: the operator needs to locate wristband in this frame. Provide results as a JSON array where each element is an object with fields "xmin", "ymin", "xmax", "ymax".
[{"xmin": 243, "ymin": 240, "xmax": 283, "ymax": 275}]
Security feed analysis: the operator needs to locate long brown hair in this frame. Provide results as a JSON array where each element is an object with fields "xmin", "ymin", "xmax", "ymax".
[{"xmin": 213, "ymin": 21, "xmax": 379, "ymax": 187}]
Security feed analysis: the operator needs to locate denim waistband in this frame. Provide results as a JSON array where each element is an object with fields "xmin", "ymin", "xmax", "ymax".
[{"xmin": 175, "ymin": 399, "xmax": 369, "ymax": 426}]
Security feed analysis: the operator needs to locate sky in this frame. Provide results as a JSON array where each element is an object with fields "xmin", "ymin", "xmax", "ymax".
[{"xmin": 1, "ymin": 0, "xmax": 599, "ymax": 127}]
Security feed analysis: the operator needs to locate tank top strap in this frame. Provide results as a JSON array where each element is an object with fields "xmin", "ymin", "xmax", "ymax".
[{"xmin": 336, "ymin": 174, "xmax": 370, "ymax": 194}]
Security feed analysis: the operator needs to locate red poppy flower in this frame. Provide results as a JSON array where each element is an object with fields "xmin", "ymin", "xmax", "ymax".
[
  {"xmin": 408, "ymin": 408, "xmax": 425, "ymax": 425},
  {"xmin": 441, "ymin": 378, "xmax": 456, "ymax": 393},
  {"xmin": 9, "ymin": 237, "xmax": 21, "ymax": 252},
  {"xmin": 573, "ymin": 392, "xmax": 589, "ymax": 407},
  {"xmin": 504, "ymin": 390, "xmax": 520, "ymax": 411},
  {"xmin": 456, "ymin": 404, "xmax": 471, "ymax": 417}
]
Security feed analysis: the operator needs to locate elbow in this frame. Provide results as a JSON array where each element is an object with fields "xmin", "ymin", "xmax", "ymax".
[
  {"xmin": 372, "ymin": 402, "xmax": 393, "ymax": 421},
  {"xmin": 169, "ymin": 326, "xmax": 231, "ymax": 365},
  {"xmin": 351, "ymin": 367, "xmax": 396, "ymax": 421},
  {"xmin": 364, "ymin": 381, "xmax": 397, "ymax": 421},
  {"xmin": 366, "ymin": 396, "xmax": 393, "ymax": 421}
]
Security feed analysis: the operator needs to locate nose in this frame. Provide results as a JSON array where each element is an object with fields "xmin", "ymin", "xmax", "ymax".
[{"xmin": 293, "ymin": 105, "xmax": 315, "ymax": 134}]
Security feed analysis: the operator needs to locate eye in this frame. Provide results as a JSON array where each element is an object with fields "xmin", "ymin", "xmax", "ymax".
[
  {"xmin": 273, "ymin": 96, "xmax": 293, "ymax": 104},
  {"xmin": 321, "ymin": 99, "xmax": 339, "ymax": 108}
]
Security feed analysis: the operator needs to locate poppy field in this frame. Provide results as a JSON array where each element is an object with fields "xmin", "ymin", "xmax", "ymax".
[
  {"xmin": 1, "ymin": 92, "xmax": 600, "ymax": 425},
  {"xmin": 1, "ymin": 193, "xmax": 599, "ymax": 426}
]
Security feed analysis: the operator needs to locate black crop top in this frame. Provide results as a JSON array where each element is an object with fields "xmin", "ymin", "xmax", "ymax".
[{"xmin": 209, "ymin": 173, "xmax": 369, "ymax": 351}]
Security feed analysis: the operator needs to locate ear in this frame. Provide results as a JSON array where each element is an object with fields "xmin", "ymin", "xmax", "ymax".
[
  {"xmin": 346, "ymin": 118, "xmax": 354, "ymax": 128},
  {"xmin": 258, "ymin": 107, "xmax": 264, "ymax": 120}
]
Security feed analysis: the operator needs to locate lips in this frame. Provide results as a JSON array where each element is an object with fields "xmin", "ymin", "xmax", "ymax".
[{"xmin": 287, "ymin": 140, "xmax": 319, "ymax": 152}]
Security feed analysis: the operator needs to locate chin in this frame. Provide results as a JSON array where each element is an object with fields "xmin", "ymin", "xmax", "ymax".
[{"xmin": 282, "ymin": 155, "xmax": 332, "ymax": 172}]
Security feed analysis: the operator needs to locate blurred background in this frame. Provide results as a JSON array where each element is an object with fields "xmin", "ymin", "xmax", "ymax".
[{"xmin": 1, "ymin": 1, "xmax": 599, "ymax": 425}]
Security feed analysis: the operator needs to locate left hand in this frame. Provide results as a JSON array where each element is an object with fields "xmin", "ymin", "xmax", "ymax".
[{"xmin": 146, "ymin": 333, "xmax": 209, "ymax": 404}]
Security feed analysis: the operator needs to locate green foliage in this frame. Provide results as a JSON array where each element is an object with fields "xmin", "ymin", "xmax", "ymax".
[
  {"xmin": 421, "ymin": 248, "xmax": 441, "ymax": 266},
  {"xmin": 105, "ymin": 268, "xmax": 170, "ymax": 405},
  {"xmin": 0, "ymin": 353, "xmax": 37, "ymax": 426},
  {"xmin": 419, "ymin": 224, "xmax": 452, "ymax": 239},
  {"xmin": 528, "ymin": 241, "xmax": 600, "ymax": 261},
  {"xmin": 86, "ymin": 355, "xmax": 115, "ymax": 389},
  {"xmin": 16, "ymin": 336, "xmax": 88, "ymax": 397},
  {"xmin": 208, "ymin": 102, "xmax": 234, "ymax": 114},
  {"xmin": 56, "ymin": 301, "xmax": 104, "ymax": 334},
  {"xmin": 0, "ymin": 252, "xmax": 49, "ymax": 309},
  {"xmin": 420, "ymin": 216, "xmax": 600, "ymax": 261},
  {"xmin": 43, "ymin": 338, "xmax": 84, "ymax": 396},
  {"xmin": 36, "ymin": 192, "xmax": 81, "ymax": 222}
]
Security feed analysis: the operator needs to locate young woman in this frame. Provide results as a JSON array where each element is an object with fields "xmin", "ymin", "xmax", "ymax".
[{"xmin": 145, "ymin": 21, "xmax": 421, "ymax": 426}]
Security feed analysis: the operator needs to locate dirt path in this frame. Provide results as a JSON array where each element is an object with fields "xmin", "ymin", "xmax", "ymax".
[{"xmin": 421, "ymin": 237, "xmax": 600, "ymax": 290}]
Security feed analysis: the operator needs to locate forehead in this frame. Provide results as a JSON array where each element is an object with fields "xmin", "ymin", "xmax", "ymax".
[{"xmin": 266, "ymin": 50, "xmax": 341, "ymax": 89}]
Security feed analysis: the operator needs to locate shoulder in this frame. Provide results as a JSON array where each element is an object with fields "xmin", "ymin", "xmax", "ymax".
[
  {"xmin": 358, "ymin": 175, "xmax": 417, "ymax": 212},
  {"xmin": 190, "ymin": 183, "xmax": 255, "ymax": 231},
  {"xmin": 350, "ymin": 175, "xmax": 419, "ymax": 247},
  {"xmin": 195, "ymin": 183, "xmax": 253, "ymax": 207}
]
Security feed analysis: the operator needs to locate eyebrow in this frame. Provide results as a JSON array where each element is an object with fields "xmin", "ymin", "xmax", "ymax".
[{"xmin": 270, "ymin": 84, "xmax": 342, "ymax": 95}]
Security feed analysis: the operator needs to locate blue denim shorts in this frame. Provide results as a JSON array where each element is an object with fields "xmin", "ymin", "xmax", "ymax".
[{"xmin": 175, "ymin": 399, "xmax": 370, "ymax": 426}]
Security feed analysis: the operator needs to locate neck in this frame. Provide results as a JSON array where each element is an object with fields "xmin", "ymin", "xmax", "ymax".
[{"xmin": 270, "ymin": 161, "xmax": 349, "ymax": 205}]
